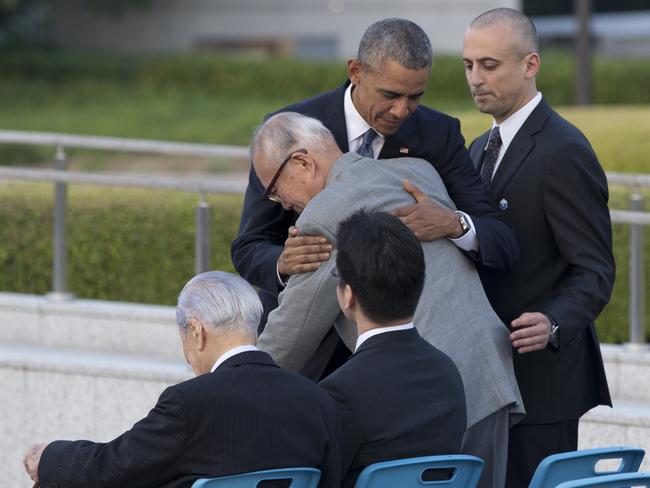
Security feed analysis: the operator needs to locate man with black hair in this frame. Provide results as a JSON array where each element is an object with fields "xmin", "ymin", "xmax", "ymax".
[
  {"xmin": 319, "ymin": 209, "xmax": 466, "ymax": 488},
  {"xmin": 252, "ymin": 111, "xmax": 523, "ymax": 488}
]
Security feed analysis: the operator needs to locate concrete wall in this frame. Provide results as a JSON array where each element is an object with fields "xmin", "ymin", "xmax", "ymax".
[
  {"xmin": 48, "ymin": 0, "xmax": 518, "ymax": 57},
  {"xmin": 1, "ymin": 292, "xmax": 649, "ymax": 486},
  {"xmin": 0, "ymin": 292, "xmax": 191, "ymax": 487}
]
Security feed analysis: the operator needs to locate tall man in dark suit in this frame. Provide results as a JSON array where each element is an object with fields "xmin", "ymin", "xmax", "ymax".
[
  {"xmin": 320, "ymin": 210, "xmax": 466, "ymax": 488},
  {"xmin": 231, "ymin": 18, "xmax": 519, "ymax": 378},
  {"xmin": 23, "ymin": 272, "xmax": 340, "ymax": 488},
  {"xmin": 462, "ymin": 8, "xmax": 615, "ymax": 487}
]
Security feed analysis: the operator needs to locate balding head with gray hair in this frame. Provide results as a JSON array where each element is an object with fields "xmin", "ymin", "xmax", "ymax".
[
  {"xmin": 357, "ymin": 18, "xmax": 432, "ymax": 72},
  {"xmin": 176, "ymin": 271, "xmax": 261, "ymax": 339},
  {"xmin": 470, "ymin": 8, "xmax": 539, "ymax": 56},
  {"xmin": 251, "ymin": 112, "xmax": 339, "ymax": 171}
]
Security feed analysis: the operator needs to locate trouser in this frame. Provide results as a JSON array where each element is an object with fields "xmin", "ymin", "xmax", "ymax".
[
  {"xmin": 462, "ymin": 406, "xmax": 510, "ymax": 488},
  {"xmin": 505, "ymin": 419, "xmax": 579, "ymax": 488}
]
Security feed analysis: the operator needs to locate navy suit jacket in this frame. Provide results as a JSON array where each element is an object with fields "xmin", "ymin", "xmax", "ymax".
[
  {"xmin": 319, "ymin": 328, "xmax": 466, "ymax": 488},
  {"xmin": 38, "ymin": 351, "xmax": 340, "ymax": 488},
  {"xmin": 231, "ymin": 82, "xmax": 519, "ymax": 297},
  {"xmin": 469, "ymin": 98, "xmax": 614, "ymax": 423}
]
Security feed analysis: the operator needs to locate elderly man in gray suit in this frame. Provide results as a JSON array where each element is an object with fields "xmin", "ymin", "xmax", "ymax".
[{"xmin": 252, "ymin": 111, "xmax": 523, "ymax": 488}]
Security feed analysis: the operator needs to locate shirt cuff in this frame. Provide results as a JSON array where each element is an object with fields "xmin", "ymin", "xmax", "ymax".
[
  {"xmin": 449, "ymin": 212, "xmax": 479, "ymax": 252},
  {"xmin": 276, "ymin": 260, "xmax": 288, "ymax": 288}
]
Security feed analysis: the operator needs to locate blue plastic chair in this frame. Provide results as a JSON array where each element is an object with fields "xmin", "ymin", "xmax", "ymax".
[
  {"xmin": 191, "ymin": 467, "xmax": 321, "ymax": 488},
  {"xmin": 528, "ymin": 446, "xmax": 645, "ymax": 488},
  {"xmin": 555, "ymin": 471, "xmax": 650, "ymax": 487},
  {"xmin": 353, "ymin": 454, "xmax": 484, "ymax": 487}
]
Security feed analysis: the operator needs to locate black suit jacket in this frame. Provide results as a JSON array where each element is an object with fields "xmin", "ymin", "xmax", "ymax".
[
  {"xmin": 319, "ymin": 328, "xmax": 466, "ymax": 488},
  {"xmin": 231, "ymin": 82, "xmax": 519, "ymax": 297},
  {"xmin": 38, "ymin": 351, "xmax": 340, "ymax": 488},
  {"xmin": 469, "ymin": 98, "xmax": 614, "ymax": 423}
]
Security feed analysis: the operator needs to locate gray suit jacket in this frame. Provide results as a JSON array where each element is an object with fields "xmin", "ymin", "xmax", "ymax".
[{"xmin": 257, "ymin": 152, "xmax": 524, "ymax": 427}]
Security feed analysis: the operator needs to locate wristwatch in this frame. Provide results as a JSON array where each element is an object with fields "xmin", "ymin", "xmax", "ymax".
[
  {"xmin": 547, "ymin": 315, "xmax": 560, "ymax": 349},
  {"xmin": 456, "ymin": 211, "xmax": 471, "ymax": 236}
]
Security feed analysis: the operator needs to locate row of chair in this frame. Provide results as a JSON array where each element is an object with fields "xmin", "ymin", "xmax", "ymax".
[{"xmin": 191, "ymin": 445, "xmax": 648, "ymax": 487}]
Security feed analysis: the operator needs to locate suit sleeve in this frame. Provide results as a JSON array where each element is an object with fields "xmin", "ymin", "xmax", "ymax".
[
  {"xmin": 539, "ymin": 143, "xmax": 615, "ymax": 349},
  {"xmin": 257, "ymin": 222, "xmax": 342, "ymax": 372},
  {"xmin": 439, "ymin": 119, "xmax": 519, "ymax": 270},
  {"xmin": 39, "ymin": 385, "xmax": 188, "ymax": 488},
  {"xmin": 230, "ymin": 166, "xmax": 297, "ymax": 294}
]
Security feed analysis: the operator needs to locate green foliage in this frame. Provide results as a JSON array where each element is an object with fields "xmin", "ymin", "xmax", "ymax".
[
  {"xmin": 0, "ymin": 183, "xmax": 242, "ymax": 305},
  {"xmin": 452, "ymin": 105, "xmax": 650, "ymax": 173},
  {"xmin": 596, "ymin": 185, "xmax": 650, "ymax": 344},
  {"xmin": 1, "ymin": 183, "xmax": 648, "ymax": 343}
]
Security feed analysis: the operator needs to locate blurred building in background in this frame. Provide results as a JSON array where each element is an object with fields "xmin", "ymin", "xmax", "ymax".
[{"xmin": 45, "ymin": 0, "xmax": 518, "ymax": 58}]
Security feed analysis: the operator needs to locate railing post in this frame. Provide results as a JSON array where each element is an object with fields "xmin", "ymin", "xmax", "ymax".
[
  {"xmin": 49, "ymin": 144, "xmax": 73, "ymax": 300},
  {"xmin": 195, "ymin": 195, "xmax": 211, "ymax": 275},
  {"xmin": 628, "ymin": 193, "xmax": 646, "ymax": 348}
]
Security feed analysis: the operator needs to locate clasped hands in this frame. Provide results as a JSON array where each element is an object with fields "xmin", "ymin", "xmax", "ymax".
[{"xmin": 277, "ymin": 180, "xmax": 461, "ymax": 277}]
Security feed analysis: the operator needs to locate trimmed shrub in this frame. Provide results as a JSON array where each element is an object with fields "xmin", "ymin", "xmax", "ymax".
[
  {"xmin": 1, "ymin": 183, "xmax": 648, "ymax": 343},
  {"xmin": 0, "ymin": 183, "xmax": 241, "ymax": 305}
]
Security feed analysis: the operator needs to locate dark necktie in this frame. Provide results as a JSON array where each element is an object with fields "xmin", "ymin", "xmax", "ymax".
[
  {"xmin": 357, "ymin": 128, "xmax": 378, "ymax": 158},
  {"xmin": 480, "ymin": 126, "xmax": 502, "ymax": 185}
]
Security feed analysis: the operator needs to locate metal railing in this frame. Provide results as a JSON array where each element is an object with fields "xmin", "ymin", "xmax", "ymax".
[
  {"xmin": 0, "ymin": 130, "xmax": 249, "ymax": 300},
  {"xmin": 0, "ymin": 130, "xmax": 647, "ymax": 346}
]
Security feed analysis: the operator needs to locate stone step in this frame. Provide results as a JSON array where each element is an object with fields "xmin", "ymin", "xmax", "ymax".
[
  {"xmin": 601, "ymin": 344, "xmax": 650, "ymax": 404},
  {"xmin": 0, "ymin": 343, "xmax": 191, "ymax": 488},
  {"xmin": 0, "ymin": 291, "xmax": 182, "ymax": 361},
  {"xmin": 580, "ymin": 400, "xmax": 650, "ymax": 470}
]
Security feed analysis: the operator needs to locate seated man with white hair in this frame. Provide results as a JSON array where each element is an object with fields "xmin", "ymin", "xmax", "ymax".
[{"xmin": 23, "ymin": 271, "xmax": 340, "ymax": 488}]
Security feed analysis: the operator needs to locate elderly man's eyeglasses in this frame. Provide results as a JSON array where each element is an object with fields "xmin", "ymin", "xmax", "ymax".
[{"xmin": 264, "ymin": 148, "xmax": 308, "ymax": 203}]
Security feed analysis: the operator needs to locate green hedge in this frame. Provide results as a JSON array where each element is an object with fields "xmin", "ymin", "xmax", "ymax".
[
  {"xmin": 1, "ymin": 183, "xmax": 648, "ymax": 344},
  {"xmin": 2, "ymin": 48, "xmax": 649, "ymax": 107},
  {"xmin": 0, "ymin": 183, "xmax": 241, "ymax": 305}
]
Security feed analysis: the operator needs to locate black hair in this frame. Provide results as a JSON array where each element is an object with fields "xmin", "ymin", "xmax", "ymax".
[{"xmin": 336, "ymin": 209, "xmax": 425, "ymax": 323}]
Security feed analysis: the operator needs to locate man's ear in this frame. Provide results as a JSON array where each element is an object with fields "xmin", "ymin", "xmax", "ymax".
[
  {"xmin": 524, "ymin": 52, "xmax": 540, "ymax": 79},
  {"xmin": 188, "ymin": 318, "xmax": 207, "ymax": 351},
  {"xmin": 292, "ymin": 151, "xmax": 317, "ymax": 175},
  {"xmin": 347, "ymin": 58, "xmax": 363, "ymax": 85},
  {"xmin": 341, "ymin": 283, "xmax": 356, "ymax": 312}
]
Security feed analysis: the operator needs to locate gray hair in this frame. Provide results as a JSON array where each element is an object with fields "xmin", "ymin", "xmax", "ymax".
[
  {"xmin": 176, "ymin": 271, "xmax": 261, "ymax": 338},
  {"xmin": 357, "ymin": 18, "xmax": 432, "ymax": 72},
  {"xmin": 470, "ymin": 8, "xmax": 539, "ymax": 55},
  {"xmin": 251, "ymin": 112, "xmax": 336, "ymax": 170}
]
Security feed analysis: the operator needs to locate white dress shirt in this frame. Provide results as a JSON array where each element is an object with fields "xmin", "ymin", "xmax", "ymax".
[
  {"xmin": 210, "ymin": 344, "xmax": 259, "ymax": 373},
  {"xmin": 344, "ymin": 84, "xmax": 386, "ymax": 158},
  {"xmin": 355, "ymin": 322, "xmax": 415, "ymax": 352},
  {"xmin": 485, "ymin": 92, "xmax": 542, "ymax": 179}
]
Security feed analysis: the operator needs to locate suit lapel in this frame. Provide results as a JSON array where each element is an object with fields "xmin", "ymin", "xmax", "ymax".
[
  {"xmin": 469, "ymin": 132, "xmax": 489, "ymax": 171},
  {"xmin": 489, "ymin": 98, "xmax": 552, "ymax": 198},
  {"xmin": 379, "ymin": 115, "xmax": 418, "ymax": 159}
]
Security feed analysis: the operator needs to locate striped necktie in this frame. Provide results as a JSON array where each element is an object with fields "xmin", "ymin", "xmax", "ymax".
[
  {"xmin": 357, "ymin": 128, "xmax": 378, "ymax": 158},
  {"xmin": 480, "ymin": 126, "xmax": 502, "ymax": 185}
]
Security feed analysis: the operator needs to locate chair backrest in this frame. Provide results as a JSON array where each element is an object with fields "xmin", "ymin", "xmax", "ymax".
[
  {"xmin": 353, "ymin": 454, "xmax": 484, "ymax": 488},
  {"xmin": 528, "ymin": 446, "xmax": 645, "ymax": 488},
  {"xmin": 191, "ymin": 467, "xmax": 321, "ymax": 488},
  {"xmin": 555, "ymin": 471, "xmax": 650, "ymax": 487}
]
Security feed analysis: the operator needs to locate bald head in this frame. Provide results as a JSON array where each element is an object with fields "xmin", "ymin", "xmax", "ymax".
[
  {"xmin": 250, "ymin": 112, "xmax": 343, "ymax": 213},
  {"xmin": 250, "ymin": 112, "xmax": 338, "ymax": 170},
  {"xmin": 470, "ymin": 8, "xmax": 538, "ymax": 58}
]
